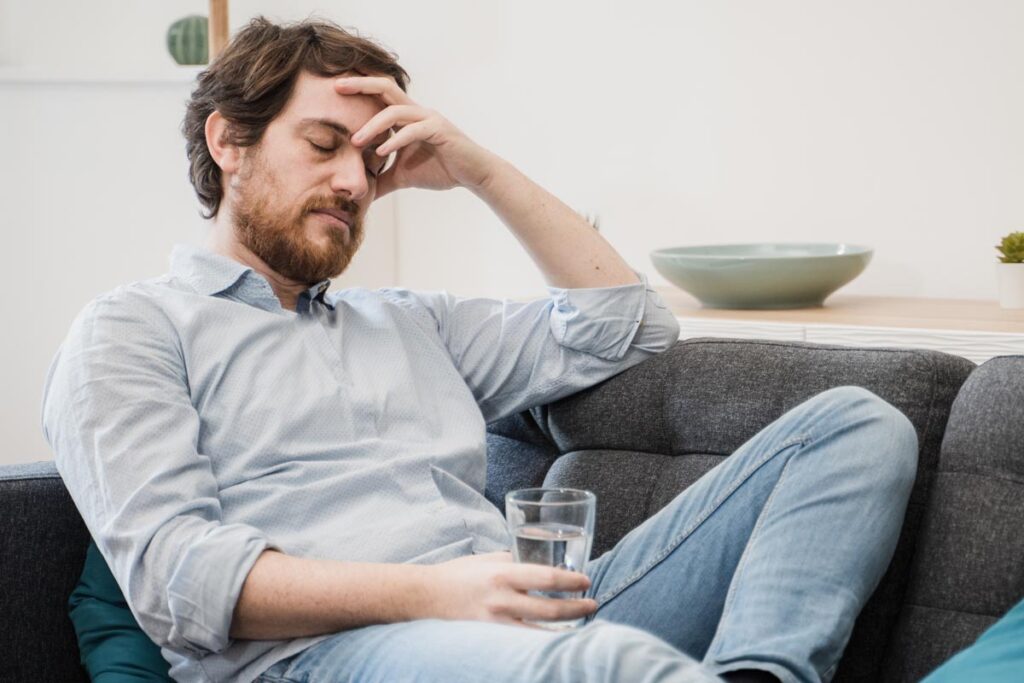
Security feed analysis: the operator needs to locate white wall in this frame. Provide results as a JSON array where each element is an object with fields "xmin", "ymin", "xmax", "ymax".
[
  {"xmin": 2, "ymin": 0, "xmax": 1022, "ymax": 464},
  {"xmin": 391, "ymin": 0, "xmax": 1024, "ymax": 299}
]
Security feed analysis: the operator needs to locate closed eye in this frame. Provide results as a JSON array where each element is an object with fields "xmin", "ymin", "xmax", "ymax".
[{"xmin": 308, "ymin": 139, "xmax": 385, "ymax": 178}]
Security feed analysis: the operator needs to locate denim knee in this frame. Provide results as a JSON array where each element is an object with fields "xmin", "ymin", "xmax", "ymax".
[{"xmin": 813, "ymin": 385, "xmax": 919, "ymax": 490}]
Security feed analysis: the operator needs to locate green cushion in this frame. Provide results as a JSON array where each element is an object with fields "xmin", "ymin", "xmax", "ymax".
[
  {"xmin": 68, "ymin": 542, "xmax": 172, "ymax": 682},
  {"xmin": 923, "ymin": 598, "xmax": 1024, "ymax": 682}
]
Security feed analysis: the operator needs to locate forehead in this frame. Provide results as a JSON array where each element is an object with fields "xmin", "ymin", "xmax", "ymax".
[{"xmin": 277, "ymin": 71, "xmax": 386, "ymax": 133}]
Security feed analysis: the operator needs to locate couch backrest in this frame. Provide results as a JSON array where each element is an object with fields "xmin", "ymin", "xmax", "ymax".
[
  {"xmin": 881, "ymin": 355, "xmax": 1024, "ymax": 681},
  {"xmin": 0, "ymin": 462, "xmax": 90, "ymax": 682},
  {"xmin": 488, "ymin": 339, "xmax": 977, "ymax": 682},
  {"xmin": 1, "ymin": 339, "xmax": 988, "ymax": 682}
]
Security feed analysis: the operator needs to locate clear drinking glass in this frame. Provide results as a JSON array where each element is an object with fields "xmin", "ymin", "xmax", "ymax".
[{"xmin": 505, "ymin": 487, "xmax": 597, "ymax": 630}]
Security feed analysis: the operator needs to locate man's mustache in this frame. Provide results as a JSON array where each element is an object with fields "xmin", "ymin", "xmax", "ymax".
[{"xmin": 303, "ymin": 196, "xmax": 360, "ymax": 216}]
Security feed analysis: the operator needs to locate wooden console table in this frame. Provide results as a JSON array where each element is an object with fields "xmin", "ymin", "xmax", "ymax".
[{"xmin": 656, "ymin": 288, "xmax": 1024, "ymax": 365}]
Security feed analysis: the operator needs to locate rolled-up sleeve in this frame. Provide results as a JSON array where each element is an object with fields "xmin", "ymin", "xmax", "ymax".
[
  {"xmin": 41, "ymin": 291, "xmax": 272, "ymax": 657},
  {"xmin": 547, "ymin": 272, "xmax": 679, "ymax": 361},
  {"xmin": 382, "ymin": 271, "xmax": 680, "ymax": 423}
]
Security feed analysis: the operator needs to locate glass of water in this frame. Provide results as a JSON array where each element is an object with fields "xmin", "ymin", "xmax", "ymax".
[{"xmin": 505, "ymin": 487, "xmax": 596, "ymax": 630}]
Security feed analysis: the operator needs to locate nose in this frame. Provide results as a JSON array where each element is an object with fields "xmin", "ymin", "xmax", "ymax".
[{"xmin": 328, "ymin": 147, "xmax": 370, "ymax": 201}]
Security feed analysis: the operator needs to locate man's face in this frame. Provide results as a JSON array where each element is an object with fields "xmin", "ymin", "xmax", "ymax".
[{"xmin": 228, "ymin": 71, "xmax": 390, "ymax": 284}]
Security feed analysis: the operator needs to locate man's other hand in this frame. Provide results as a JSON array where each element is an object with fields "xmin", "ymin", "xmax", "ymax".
[
  {"xmin": 418, "ymin": 551, "xmax": 599, "ymax": 627},
  {"xmin": 336, "ymin": 75, "xmax": 498, "ymax": 197}
]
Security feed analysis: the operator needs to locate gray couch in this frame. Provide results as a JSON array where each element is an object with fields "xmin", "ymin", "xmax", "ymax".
[{"xmin": 2, "ymin": 339, "xmax": 1021, "ymax": 682}]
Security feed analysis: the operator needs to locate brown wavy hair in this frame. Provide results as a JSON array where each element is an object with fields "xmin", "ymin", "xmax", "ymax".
[{"xmin": 182, "ymin": 16, "xmax": 410, "ymax": 218}]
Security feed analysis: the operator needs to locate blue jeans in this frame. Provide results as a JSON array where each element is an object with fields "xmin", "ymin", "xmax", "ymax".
[{"xmin": 256, "ymin": 386, "xmax": 917, "ymax": 683}]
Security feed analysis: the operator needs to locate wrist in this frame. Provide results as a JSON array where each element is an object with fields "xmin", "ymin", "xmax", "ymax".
[
  {"xmin": 399, "ymin": 563, "xmax": 439, "ymax": 621},
  {"xmin": 465, "ymin": 151, "xmax": 514, "ymax": 199}
]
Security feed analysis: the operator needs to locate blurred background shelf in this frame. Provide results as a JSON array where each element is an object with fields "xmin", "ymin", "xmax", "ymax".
[
  {"xmin": 0, "ymin": 65, "xmax": 203, "ymax": 85},
  {"xmin": 658, "ymin": 289, "xmax": 1024, "ymax": 364}
]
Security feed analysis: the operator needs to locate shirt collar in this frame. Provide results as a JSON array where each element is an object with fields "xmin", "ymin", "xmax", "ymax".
[
  {"xmin": 170, "ymin": 244, "xmax": 251, "ymax": 296},
  {"xmin": 169, "ymin": 244, "xmax": 333, "ymax": 309}
]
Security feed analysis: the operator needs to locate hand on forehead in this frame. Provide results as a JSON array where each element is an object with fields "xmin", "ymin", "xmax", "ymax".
[
  {"xmin": 333, "ymin": 72, "xmax": 411, "ymax": 107},
  {"xmin": 289, "ymin": 71, "xmax": 393, "ymax": 145}
]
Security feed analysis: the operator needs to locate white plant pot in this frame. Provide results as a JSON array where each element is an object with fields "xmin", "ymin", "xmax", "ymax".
[{"xmin": 997, "ymin": 263, "xmax": 1024, "ymax": 309}]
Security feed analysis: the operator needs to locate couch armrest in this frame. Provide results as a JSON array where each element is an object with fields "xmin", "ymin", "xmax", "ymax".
[{"xmin": 885, "ymin": 356, "xmax": 1024, "ymax": 680}]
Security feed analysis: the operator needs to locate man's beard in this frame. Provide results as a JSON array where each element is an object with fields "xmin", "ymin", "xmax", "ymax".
[{"xmin": 231, "ymin": 150, "xmax": 365, "ymax": 284}]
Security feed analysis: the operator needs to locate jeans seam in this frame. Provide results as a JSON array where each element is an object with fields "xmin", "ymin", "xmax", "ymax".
[
  {"xmin": 704, "ymin": 447, "xmax": 798, "ymax": 657},
  {"xmin": 593, "ymin": 434, "xmax": 808, "ymax": 606}
]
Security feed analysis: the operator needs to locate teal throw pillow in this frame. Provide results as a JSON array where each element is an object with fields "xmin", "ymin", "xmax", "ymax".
[
  {"xmin": 68, "ymin": 541, "xmax": 172, "ymax": 682},
  {"xmin": 922, "ymin": 597, "xmax": 1024, "ymax": 682}
]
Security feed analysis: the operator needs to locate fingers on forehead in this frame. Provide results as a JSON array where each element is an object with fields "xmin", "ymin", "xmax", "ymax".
[{"xmin": 336, "ymin": 75, "xmax": 408, "ymax": 104}]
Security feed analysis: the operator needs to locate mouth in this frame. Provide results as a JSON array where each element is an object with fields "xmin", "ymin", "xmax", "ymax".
[
  {"xmin": 309, "ymin": 208, "xmax": 352, "ymax": 238},
  {"xmin": 310, "ymin": 207, "xmax": 352, "ymax": 226}
]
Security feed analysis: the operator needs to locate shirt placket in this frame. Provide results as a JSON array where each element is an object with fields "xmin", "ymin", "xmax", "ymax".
[{"xmin": 299, "ymin": 300, "xmax": 355, "ymax": 390}]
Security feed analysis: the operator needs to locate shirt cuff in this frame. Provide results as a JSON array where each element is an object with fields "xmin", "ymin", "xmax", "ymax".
[
  {"xmin": 165, "ymin": 523, "xmax": 273, "ymax": 656},
  {"xmin": 546, "ymin": 272, "xmax": 649, "ymax": 361}
]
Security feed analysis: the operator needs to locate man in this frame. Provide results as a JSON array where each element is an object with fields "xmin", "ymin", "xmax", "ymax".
[{"xmin": 42, "ymin": 17, "xmax": 918, "ymax": 683}]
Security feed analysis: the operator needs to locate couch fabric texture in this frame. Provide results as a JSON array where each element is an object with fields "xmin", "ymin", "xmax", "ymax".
[
  {"xmin": 3, "ymin": 338, "xmax": 1018, "ymax": 682},
  {"xmin": 881, "ymin": 356, "xmax": 1024, "ymax": 679}
]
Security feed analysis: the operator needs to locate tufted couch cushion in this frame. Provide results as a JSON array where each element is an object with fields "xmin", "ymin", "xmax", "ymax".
[{"xmin": 488, "ymin": 339, "xmax": 976, "ymax": 682}]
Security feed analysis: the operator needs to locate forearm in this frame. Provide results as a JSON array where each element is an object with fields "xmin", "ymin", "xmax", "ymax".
[
  {"xmin": 229, "ymin": 550, "xmax": 430, "ymax": 640},
  {"xmin": 469, "ymin": 155, "xmax": 639, "ymax": 289},
  {"xmin": 342, "ymin": 76, "xmax": 639, "ymax": 289}
]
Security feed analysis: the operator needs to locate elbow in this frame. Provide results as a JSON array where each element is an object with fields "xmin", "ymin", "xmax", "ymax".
[
  {"xmin": 633, "ymin": 281, "xmax": 679, "ymax": 354},
  {"xmin": 639, "ymin": 307, "xmax": 680, "ymax": 354},
  {"xmin": 659, "ymin": 313, "xmax": 681, "ymax": 352},
  {"xmin": 165, "ymin": 593, "xmax": 233, "ymax": 657},
  {"xmin": 131, "ymin": 525, "xmax": 271, "ymax": 657},
  {"xmin": 129, "ymin": 590, "xmax": 229, "ymax": 658}
]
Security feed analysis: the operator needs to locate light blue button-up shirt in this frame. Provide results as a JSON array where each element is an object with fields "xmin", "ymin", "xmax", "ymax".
[{"xmin": 41, "ymin": 244, "xmax": 680, "ymax": 682}]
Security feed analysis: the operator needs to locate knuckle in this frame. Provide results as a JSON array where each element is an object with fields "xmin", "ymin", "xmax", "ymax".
[{"xmin": 481, "ymin": 595, "xmax": 505, "ymax": 617}]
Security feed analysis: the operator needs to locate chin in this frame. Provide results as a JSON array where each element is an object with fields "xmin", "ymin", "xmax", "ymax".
[{"xmin": 308, "ymin": 214, "xmax": 351, "ymax": 244}]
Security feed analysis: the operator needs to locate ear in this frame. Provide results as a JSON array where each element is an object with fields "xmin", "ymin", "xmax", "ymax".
[{"xmin": 205, "ymin": 110, "xmax": 242, "ymax": 174}]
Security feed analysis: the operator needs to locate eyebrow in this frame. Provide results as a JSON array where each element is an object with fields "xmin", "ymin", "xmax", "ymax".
[{"xmin": 298, "ymin": 118, "xmax": 352, "ymax": 137}]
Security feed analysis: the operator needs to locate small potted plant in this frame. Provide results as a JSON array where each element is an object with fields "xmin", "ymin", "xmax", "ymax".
[
  {"xmin": 996, "ymin": 231, "xmax": 1024, "ymax": 308},
  {"xmin": 167, "ymin": 15, "xmax": 209, "ymax": 65}
]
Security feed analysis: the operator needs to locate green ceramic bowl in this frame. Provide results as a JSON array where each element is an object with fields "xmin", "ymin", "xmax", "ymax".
[{"xmin": 650, "ymin": 243, "xmax": 873, "ymax": 309}]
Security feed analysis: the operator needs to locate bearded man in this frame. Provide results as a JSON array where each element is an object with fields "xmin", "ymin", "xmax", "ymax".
[{"xmin": 42, "ymin": 17, "xmax": 918, "ymax": 683}]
